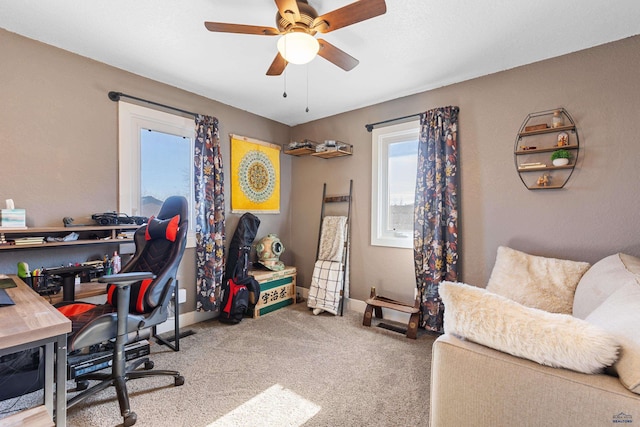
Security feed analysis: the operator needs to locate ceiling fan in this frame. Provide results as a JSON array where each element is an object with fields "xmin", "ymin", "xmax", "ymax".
[{"xmin": 204, "ymin": 0, "xmax": 387, "ymax": 76}]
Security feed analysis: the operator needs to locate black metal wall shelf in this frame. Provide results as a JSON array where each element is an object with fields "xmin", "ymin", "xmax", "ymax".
[{"xmin": 514, "ymin": 108, "xmax": 580, "ymax": 190}]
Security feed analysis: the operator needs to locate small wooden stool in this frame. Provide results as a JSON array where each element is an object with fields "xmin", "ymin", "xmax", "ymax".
[{"xmin": 362, "ymin": 287, "xmax": 420, "ymax": 339}]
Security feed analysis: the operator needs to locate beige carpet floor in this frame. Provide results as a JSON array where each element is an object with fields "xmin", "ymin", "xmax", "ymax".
[{"xmin": 2, "ymin": 303, "xmax": 437, "ymax": 426}]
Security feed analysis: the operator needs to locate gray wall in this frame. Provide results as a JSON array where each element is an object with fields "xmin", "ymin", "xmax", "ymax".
[
  {"xmin": 0, "ymin": 29, "xmax": 292, "ymax": 311},
  {"xmin": 2, "ymin": 27, "xmax": 640, "ymax": 314},
  {"xmin": 290, "ymin": 35, "xmax": 640, "ymax": 304}
]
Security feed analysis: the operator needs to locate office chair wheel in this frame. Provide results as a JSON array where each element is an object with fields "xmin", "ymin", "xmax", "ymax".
[
  {"xmin": 144, "ymin": 360, "xmax": 154, "ymax": 370},
  {"xmin": 175, "ymin": 375, "xmax": 185, "ymax": 386},
  {"xmin": 123, "ymin": 411, "xmax": 137, "ymax": 427}
]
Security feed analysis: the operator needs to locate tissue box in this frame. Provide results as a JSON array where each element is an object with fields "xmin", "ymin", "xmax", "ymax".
[{"xmin": 0, "ymin": 209, "xmax": 26, "ymax": 228}]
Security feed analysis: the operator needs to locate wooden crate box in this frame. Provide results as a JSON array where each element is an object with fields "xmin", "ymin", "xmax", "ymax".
[{"xmin": 249, "ymin": 266, "xmax": 296, "ymax": 318}]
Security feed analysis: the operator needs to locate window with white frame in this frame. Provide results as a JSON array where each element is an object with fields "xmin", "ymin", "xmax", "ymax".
[
  {"xmin": 118, "ymin": 102, "xmax": 196, "ymax": 247},
  {"xmin": 371, "ymin": 120, "xmax": 419, "ymax": 248}
]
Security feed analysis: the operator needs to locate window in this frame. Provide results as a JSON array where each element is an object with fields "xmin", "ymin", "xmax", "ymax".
[
  {"xmin": 371, "ymin": 120, "xmax": 419, "ymax": 248},
  {"xmin": 118, "ymin": 102, "xmax": 196, "ymax": 247}
]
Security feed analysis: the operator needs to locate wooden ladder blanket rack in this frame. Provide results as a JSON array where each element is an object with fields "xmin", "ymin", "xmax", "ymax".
[
  {"xmin": 313, "ymin": 180, "xmax": 352, "ymax": 316},
  {"xmin": 362, "ymin": 287, "xmax": 420, "ymax": 339}
]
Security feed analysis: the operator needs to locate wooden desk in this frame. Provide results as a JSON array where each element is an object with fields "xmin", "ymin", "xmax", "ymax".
[{"xmin": 0, "ymin": 276, "xmax": 71, "ymax": 426}]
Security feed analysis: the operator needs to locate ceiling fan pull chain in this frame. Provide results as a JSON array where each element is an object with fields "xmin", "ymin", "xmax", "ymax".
[
  {"xmin": 283, "ymin": 67, "xmax": 287, "ymax": 98},
  {"xmin": 305, "ymin": 64, "xmax": 310, "ymax": 113},
  {"xmin": 282, "ymin": 36, "xmax": 288, "ymax": 98}
]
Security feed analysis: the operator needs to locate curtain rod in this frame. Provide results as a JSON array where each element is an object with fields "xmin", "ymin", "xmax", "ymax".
[
  {"xmin": 364, "ymin": 112, "xmax": 422, "ymax": 132},
  {"xmin": 108, "ymin": 91, "xmax": 198, "ymax": 118}
]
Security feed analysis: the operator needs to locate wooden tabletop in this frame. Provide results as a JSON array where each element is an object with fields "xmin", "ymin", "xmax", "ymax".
[{"xmin": 0, "ymin": 276, "xmax": 71, "ymax": 351}]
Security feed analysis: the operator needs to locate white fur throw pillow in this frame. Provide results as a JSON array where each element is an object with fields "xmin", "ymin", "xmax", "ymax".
[
  {"xmin": 486, "ymin": 246, "xmax": 591, "ymax": 314},
  {"xmin": 440, "ymin": 281, "xmax": 619, "ymax": 374}
]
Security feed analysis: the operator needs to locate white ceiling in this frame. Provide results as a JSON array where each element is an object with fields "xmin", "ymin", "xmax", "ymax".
[{"xmin": 1, "ymin": 0, "xmax": 639, "ymax": 126}]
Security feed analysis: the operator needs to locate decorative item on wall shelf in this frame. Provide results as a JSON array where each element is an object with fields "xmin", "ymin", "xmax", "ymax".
[
  {"xmin": 551, "ymin": 149, "xmax": 571, "ymax": 166},
  {"xmin": 557, "ymin": 131, "xmax": 569, "ymax": 147},
  {"xmin": 524, "ymin": 123, "xmax": 548, "ymax": 132},
  {"xmin": 536, "ymin": 173, "xmax": 551, "ymax": 187},
  {"xmin": 514, "ymin": 108, "xmax": 580, "ymax": 190},
  {"xmin": 552, "ymin": 109, "xmax": 565, "ymax": 128}
]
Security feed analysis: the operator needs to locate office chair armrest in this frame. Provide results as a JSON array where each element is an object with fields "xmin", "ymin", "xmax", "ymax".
[{"xmin": 99, "ymin": 272, "xmax": 156, "ymax": 287}]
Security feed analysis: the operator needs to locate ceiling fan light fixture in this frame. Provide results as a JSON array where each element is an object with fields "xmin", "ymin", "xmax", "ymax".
[{"xmin": 277, "ymin": 32, "xmax": 319, "ymax": 65}]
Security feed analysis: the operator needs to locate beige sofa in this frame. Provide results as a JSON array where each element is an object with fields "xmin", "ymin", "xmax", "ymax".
[{"xmin": 430, "ymin": 251, "xmax": 640, "ymax": 427}]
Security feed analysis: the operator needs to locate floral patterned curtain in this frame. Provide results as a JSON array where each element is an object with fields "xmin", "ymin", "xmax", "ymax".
[
  {"xmin": 194, "ymin": 115, "xmax": 226, "ymax": 311},
  {"xmin": 413, "ymin": 106, "xmax": 459, "ymax": 332}
]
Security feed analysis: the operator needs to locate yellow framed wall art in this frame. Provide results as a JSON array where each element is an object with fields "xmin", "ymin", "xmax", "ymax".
[{"xmin": 230, "ymin": 134, "xmax": 281, "ymax": 213}]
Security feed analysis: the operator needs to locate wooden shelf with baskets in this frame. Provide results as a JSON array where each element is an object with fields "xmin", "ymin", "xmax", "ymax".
[
  {"xmin": 283, "ymin": 140, "xmax": 318, "ymax": 156},
  {"xmin": 311, "ymin": 145, "xmax": 353, "ymax": 158},
  {"xmin": 283, "ymin": 140, "xmax": 352, "ymax": 158},
  {"xmin": 284, "ymin": 146, "xmax": 316, "ymax": 156}
]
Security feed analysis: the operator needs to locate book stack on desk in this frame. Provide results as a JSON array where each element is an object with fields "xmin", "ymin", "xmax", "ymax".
[{"xmin": 12, "ymin": 236, "xmax": 45, "ymax": 246}]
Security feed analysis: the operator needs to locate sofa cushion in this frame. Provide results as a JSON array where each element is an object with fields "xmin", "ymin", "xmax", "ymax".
[
  {"xmin": 573, "ymin": 253, "xmax": 640, "ymax": 319},
  {"xmin": 486, "ymin": 246, "xmax": 590, "ymax": 314},
  {"xmin": 440, "ymin": 281, "xmax": 619, "ymax": 374},
  {"xmin": 585, "ymin": 282, "xmax": 640, "ymax": 394}
]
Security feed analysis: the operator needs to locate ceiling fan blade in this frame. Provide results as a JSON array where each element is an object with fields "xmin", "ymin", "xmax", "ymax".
[
  {"xmin": 317, "ymin": 39, "xmax": 359, "ymax": 71},
  {"xmin": 313, "ymin": 0, "xmax": 387, "ymax": 33},
  {"xmin": 204, "ymin": 22, "xmax": 280, "ymax": 36},
  {"xmin": 275, "ymin": 0, "xmax": 301, "ymax": 25},
  {"xmin": 266, "ymin": 52, "xmax": 289, "ymax": 76}
]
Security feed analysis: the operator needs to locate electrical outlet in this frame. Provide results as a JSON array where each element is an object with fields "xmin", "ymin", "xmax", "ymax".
[{"xmin": 178, "ymin": 288, "xmax": 186, "ymax": 304}]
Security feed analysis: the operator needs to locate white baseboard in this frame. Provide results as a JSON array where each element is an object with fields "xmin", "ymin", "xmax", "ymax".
[
  {"xmin": 156, "ymin": 286, "xmax": 414, "ymax": 335},
  {"xmin": 297, "ymin": 287, "xmax": 411, "ymax": 324},
  {"xmin": 156, "ymin": 308, "xmax": 216, "ymax": 335}
]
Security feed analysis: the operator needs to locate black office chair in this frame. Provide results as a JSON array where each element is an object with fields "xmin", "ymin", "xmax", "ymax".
[{"xmin": 56, "ymin": 196, "xmax": 188, "ymax": 426}]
